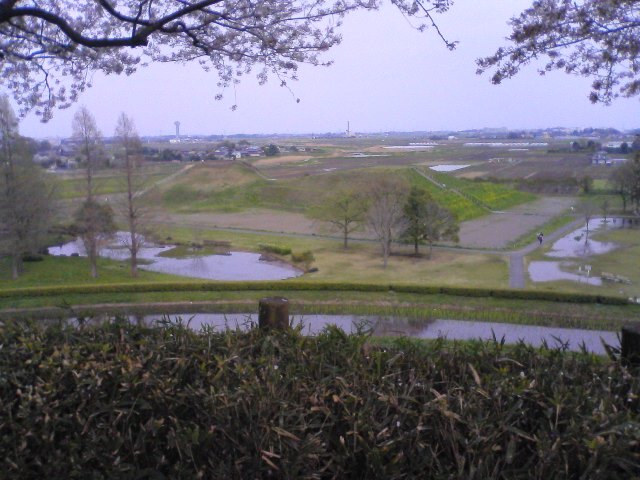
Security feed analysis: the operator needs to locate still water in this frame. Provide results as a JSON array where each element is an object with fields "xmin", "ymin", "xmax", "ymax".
[
  {"xmin": 135, "ymin": 313, "xmax": 618, "ymax": 355},
  {"xmin": 529, "ymin": 217, "xmax": 632, "ymax": 285},
  {"xmin": 49, "ymin": 233, "xmax": 302, "ymax": 281}
]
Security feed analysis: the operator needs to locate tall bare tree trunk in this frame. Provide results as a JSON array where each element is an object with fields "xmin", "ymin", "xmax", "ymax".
[
  {"xmin": 73, "ymin": 107, "xmax": 104, "ymax": 278},
  {"xmin": 115, "ymin": 112, "xmax": 144, "ymax": 277}
]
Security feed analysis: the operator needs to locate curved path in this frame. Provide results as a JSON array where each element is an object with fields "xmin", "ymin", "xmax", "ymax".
[
  {"xmin": 152, "ymin": 197, "xmax": 580, "ymax": 290},
  {"xmin": 508, "ymin": 218, "xmax": 583, "ymax": 288}
]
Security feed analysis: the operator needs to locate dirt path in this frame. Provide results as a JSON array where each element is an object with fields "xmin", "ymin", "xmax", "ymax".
[
  {"xmin": 457, "ymin": 196, "xmax": 577, "ymax": 249},
  {"xmin": 155, "ymin": 196, "xmax": 578, "ymax": 250},
  {"xmin": 154, "ymin": 196, "xmax": 581, "ymax": 290}
]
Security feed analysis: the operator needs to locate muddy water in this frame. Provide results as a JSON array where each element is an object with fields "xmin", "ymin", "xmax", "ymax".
[
  {"xmin": 528, "ymin": 261, "xmax": 602, "ymax": 285},
  {"xmin": 529, "ymin": 217, "xmax": 633, "ymax": 285},
  {"xmin": 136, "ymin": 314, "xmax": 618, "ymax": 355},
  {"xmin": 546, "ymin": 218, "xmax": 620, "ymax": 258},
  {"xmin": 49, "ymin": 234, "xmax": 302, "ymax": 281}
]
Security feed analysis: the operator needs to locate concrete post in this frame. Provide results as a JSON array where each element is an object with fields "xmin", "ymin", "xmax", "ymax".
[
  {"xmin": 621, "ymin": 324, "xmax": 640, "ymax": 365},
  {"xmin": 258, "ymin": 297, "xmax": 290, "ymax": 330}
]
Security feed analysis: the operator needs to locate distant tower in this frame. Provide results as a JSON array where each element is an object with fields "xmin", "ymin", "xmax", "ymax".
[
  {"xmin": 346, "ymin": 121, "xmax": 350, "ymax": 138},
  {"xmin": 174, "ymin": 121, "xmax": 181, "ymax": 139}
]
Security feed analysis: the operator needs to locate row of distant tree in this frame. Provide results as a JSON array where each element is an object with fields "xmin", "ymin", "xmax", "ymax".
[{"xmin": 310, "ymin": 179, "xmax": 459, "ymax": 266}]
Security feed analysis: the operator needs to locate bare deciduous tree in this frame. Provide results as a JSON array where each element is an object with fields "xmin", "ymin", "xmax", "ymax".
[
  {"xmin": 367, "ymin": 177, "xmax": 408, "ymax": 267},
  {"xmin": 73, "ymin": 200, "xmax": 116, "ymax": 279},
  {"xmin": 72, "ymin": 107, "xmax": 106, "ymax": 277},
  {"xmin": 580, "ymin": 200, "xmax": 597, "ymax": 234},
  {"xmin": 0, "ymin": 95, "xmax": 51, "ymax": 278},
  {"xmin": 0, "ymin": 1, "xmax": 454, "ymax": 120},
  {"xmin": 115, "ymin": 112, "xmax": 145, "ymax": 277},
  {"xmin": 310, "ymin": 187, "xmax": 369, "ymax": 248},
  {"xmin": 72, "ymin": 107, "xmax": 103, "ymax": 202}
]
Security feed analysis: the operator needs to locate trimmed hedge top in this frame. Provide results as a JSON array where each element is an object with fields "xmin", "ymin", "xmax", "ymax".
[{"xmin": 0, "ymin": 280, "xmax": 630, "ymax": 306}]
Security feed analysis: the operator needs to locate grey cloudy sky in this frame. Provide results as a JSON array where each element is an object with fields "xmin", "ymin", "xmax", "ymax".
[{"xmin": 17, "ymin": 0, "xmax": 640, "ymax": 138}]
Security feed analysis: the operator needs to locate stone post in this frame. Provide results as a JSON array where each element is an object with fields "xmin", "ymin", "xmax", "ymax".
[
  {"xmin": 258, "ymin": 297, "xmax": 290, "ymax": 330},
  {"xmin": 621, "ymin": 324, "xmax": 640, "ymax": 365}
]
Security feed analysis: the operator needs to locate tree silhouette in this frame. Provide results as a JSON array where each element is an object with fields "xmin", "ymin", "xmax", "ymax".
[
  {"xmin": 0, "ymin": 0, "xmax": 454, "ymax": 120},
  {"xmin": 478, "ymin": 1, "xmax": 640, "ymax": 104}
]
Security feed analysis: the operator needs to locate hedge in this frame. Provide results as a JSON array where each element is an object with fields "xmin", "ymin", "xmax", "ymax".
[{"xmin": 0, "ymin": 281, "xmax": 630, "ymax": 306}]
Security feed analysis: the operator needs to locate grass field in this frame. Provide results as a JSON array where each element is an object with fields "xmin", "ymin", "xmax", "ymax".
[
  {"xmin": 154, "ymin": 162, "xmax": 532, "ymax": 224},
  {"xmin": 51, "ymin": 163, "xmax": 184, "ymax": 199}
]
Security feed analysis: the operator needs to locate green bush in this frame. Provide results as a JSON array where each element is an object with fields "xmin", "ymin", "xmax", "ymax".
[
  {"xmin": 1, "ymin": 321, "xmax": 639, "ymax": 478},
  {"xmin": 21, "ymin": 253, "xmax": 44, "ymax": 262},
  {"xmin": 292, "ymin": 251, "xmax": 315, "ymax": 270},
  {"xmin": 259, "ymin": 244, "xmax": 292, "ymax": 256}
]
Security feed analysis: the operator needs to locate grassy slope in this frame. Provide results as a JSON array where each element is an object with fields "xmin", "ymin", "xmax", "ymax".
[
  {"xmin": 52, "ymin": 163, "xmax": 184, "ymax": 199},
  {"xmin": 156, "ymin": 163, "xmax": 531, "ymax": 222},
  {"xmin": 0, "ymin": 256, "xmax": 184, "ymax": 289}
]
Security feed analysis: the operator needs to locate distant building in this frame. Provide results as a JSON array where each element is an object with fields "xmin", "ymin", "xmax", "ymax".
[{"xmin": 592, "ymin": 151, "xmax": 608, "ymax": 165}]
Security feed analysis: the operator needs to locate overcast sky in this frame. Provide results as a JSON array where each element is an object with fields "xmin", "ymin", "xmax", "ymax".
[{"xmin": 15, "ymin": 0, "xmax": 640, "ymax": 138}]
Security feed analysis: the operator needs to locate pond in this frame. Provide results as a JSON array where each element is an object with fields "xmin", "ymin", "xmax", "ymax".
[
  {"xmin": 131, "ymin": 313, "xmax": 617, "ymax": 355},
  {"xmin": 49, "ymin": 233, "xmax": 303, "ymax": 281},
  {"xmin": 429, "ymin": 164, "xmax": 470, "ymax": 172},
  {"xmin": 528, "ymin": 217, "xmax": 631, "ymax": 286}
]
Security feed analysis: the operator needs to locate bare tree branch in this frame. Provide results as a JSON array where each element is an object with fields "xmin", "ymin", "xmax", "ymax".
[{"xmin": 0, "ymin": 0, "xmax": 454, "ymax": 119}]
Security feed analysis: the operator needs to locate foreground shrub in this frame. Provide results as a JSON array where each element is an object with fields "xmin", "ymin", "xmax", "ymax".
[{"xmin": 1, "ymin": 320, "xmax": 639, "ymax": 478}]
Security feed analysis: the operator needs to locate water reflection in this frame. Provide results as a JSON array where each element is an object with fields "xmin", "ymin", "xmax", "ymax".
[
  {"xmin": 528, "ymin": 261, "xmax": 602, "ymax": 286},
  {"xmin": 547, "ymin": 218, "xmax": 620, "ymax": 258},
  {"xmin": 49, "ymin": 233, "xmax": 302, "ymax": 281},
  {"xmin": 528, "ymin": 217, "xmax": 630, "ymax": 285},
  {"xmin": 133, "ymin": 313, "xmax": 617, "ymax": 355}
]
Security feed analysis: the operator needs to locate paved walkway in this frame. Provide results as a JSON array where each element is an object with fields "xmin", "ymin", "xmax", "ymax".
[{"xmin": 508, "ymin": 218, "xmax": 583, "ymax": 288}]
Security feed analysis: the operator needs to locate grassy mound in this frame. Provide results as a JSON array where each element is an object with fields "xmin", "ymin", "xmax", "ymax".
[
  {"xmin": 2, "ymin": 320, "xmax": 639, "ymax": 478},
  {"xmin": 156, "ymin": 164, "xmax": 532, "ymax": 221}
]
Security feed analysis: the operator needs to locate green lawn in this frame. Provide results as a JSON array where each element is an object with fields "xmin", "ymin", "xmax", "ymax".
[{"xmin": 0, "ymin": 255, "xmax": 182, "ymax": 289}]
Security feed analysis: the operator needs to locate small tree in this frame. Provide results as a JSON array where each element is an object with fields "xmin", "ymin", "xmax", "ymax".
[
  {"xmin": 401, "ymin": 186, "xmax": 459, "ymax": 257},
  {"xmin": 621, "ymin": 142, "xmax": 630, "ymax": 155},
  {"xmin": 579, "ymin": 176, "xmax": 594, "ymax": 194},
  {"xmin": 73, "ymin": 200, "xmax": 116, "ymax": 278},
  {"xmin": 580, "ymin": 200, "xmax": 598, "ymax": 234},
  {"xmin": 309, "ymin": 188, "xmax": 368, "ymax": 248},
  {"xmin": 629, "ymin": 157, "xmax": 640, "ymax": 213},
  {"xmin": 610, "ymin": 163, "xmax": 634, "ymax": 212},
  {"xmin": 367, "ymin": 177, "xmax": 408, "ymax": 268},
  {"xmin": 72, "ymin": 107, "xmax": 103, "ymax": 201},
  {"xmin": 601, "ymin": 199, "xmax": 610, "ymax": 223},
  {"xmin": 401, "ymin": 187, "xmax": 432, "ymax": 255},
  {"xmin": 115, "ymin": 112, "xmax": 145, "ymax": 277},
  {"xmin": 263, "ymin": 144, "xmax": 280, "ymax": 157}
]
